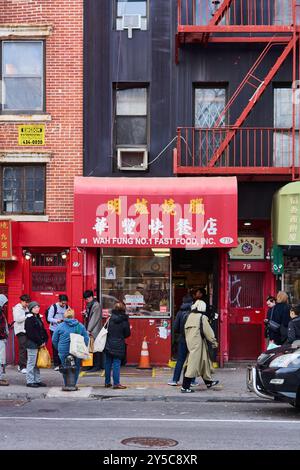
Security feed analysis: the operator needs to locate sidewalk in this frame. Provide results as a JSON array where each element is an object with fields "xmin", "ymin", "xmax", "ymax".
[{"xmin": 0, "ymin": 363, "xmax": 261, "ymax": 402}]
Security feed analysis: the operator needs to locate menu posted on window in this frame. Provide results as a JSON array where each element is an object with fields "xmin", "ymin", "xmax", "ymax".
[{"xmin": 0, "ymin": 220, "xmax": 12, "ymax": 260}]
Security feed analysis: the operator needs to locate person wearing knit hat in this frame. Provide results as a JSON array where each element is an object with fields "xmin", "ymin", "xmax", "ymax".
[
  {"xmin": 28, "ymin": 301, "xmax": 39, "ymax": 312},
  {"xmin": 191, "ymin": 300, "xmax": 207, "ymax": 313},
  {"xmin": 25, "ymin": 301, "xmax": 48, "ymax": 388},
  {"xmin": 0, "ymin": 294, "xmax": 9, "ymax": 386}
]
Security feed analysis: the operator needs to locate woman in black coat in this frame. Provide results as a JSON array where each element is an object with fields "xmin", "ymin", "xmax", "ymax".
[
  {"xmin": 267, "ymin": 291, "xmax": 290, "ymax": 345},
  {"xmin": 104, "ymin": 302, "xmax": 130, "ymax": 389}
]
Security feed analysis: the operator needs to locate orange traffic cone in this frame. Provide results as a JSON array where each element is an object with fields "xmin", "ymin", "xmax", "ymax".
[{"xmin": 137, "ymin": 337, "xmax": 151, "ymax": 369}]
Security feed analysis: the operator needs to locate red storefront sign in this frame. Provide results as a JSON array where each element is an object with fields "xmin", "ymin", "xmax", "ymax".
[
  {"xmin": 74, "ymin": 177, "xmax": 238, "ymax": 248},
  {"xmin": 0, "ymin": 220, "xmax": 12, "ymax": 260}
]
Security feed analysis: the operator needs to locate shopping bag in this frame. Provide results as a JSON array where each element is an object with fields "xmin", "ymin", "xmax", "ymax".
[
  {"xmin": 36, "ymin": 346, "xmax": 51, "ymax": 369},
  {"xmin": 93, "ymin": 319, "xmax": 109, "ymax": 353},
  {"xmin": 69, "ymin": 333, "xmax": 90, "ymax": 359},
  {"xmin": 81, "ymin": 353, "xmax": 93, "ymax": 367}
]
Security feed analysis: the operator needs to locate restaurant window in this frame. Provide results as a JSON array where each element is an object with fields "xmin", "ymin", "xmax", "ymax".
[
  {"xmin": 2, "ymin": 41, "xmax": 44, "ymax": 112},
  {"xmin": 283, "ymin": 257, "xmax": 300, "ymax": 304},
  {"xmin": 1, "ymin": 165, "xmax": 45, "ymax": 214},
  {"xmin": 101, "ymin": 248, "xmax": 171, "ymax": 318}
]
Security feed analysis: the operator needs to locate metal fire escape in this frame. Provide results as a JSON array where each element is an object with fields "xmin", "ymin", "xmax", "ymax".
[{"xmin": 174, "ymin": 0, "xmax": 300, "ymax": 180}]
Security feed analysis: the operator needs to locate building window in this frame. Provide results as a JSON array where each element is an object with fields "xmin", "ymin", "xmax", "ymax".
[
  {"xmin": 116, "ymin": 1, "xmax": 148, "ymax": 33},
  {"xmin": 115, "ymin": 86, "xmax": 148, "ymax": 170},
  {"xmin": 2, "ymin": 41, "xmax": 44, "ymax": 112},
  {"xmin": 1, "ymin": 165, "xmax": 45, "ymax": 214},
  {"xmin": 101, "ymin": 248, "xmax": 171, "ymax": 318},
  {"xmin": 194, "ymin": 87, "xmax": 226, "ymax": 165},
  {"xmin": 274, "ymin": 87, "xmax": 299, "ymax": 167}
]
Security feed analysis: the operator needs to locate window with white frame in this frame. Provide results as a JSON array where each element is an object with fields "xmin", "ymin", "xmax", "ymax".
[
  {"xmin": 1, "ymin": 165, "xmax": 45, "ymax": 214},
  {"xmin": 274, "ymin": 87, "xmax": 300, "ymax": 167},
  {"xmin": 2, "ymin": 41, "xmax": 44, "ymax": 112},
  {"xmin": 116, "ymin": 86, "xmax": 148, "ymax": 146},
  {"xmin": 116, "ymin": 0, "xmax": 148, "ymax": 33}
]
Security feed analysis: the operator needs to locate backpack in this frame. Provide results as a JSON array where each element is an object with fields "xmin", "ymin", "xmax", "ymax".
[{"xmin": 45, "ymin": 303, "xmax": 68, "ymax": 324}]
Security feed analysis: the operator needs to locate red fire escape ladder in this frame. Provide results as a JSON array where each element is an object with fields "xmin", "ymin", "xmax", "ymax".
[
  {"xmin": 201, "ymin": 0, "xmax": 234, "ymax": 44},
  {"xmin": 208, "ymin": 36, "xmax": 297, "ymax": 168}
]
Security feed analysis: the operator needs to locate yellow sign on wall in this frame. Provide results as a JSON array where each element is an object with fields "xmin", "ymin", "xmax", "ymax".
[
  {"xmin": 0, "ymin": 262, "xmax": 5, "ymax": 284},
  {"xmin": 18, "ymin": 124, "xmax": 45, "ymax": 146}
]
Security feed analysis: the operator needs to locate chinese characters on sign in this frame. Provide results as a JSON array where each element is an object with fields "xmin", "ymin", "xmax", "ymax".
[
  {"xmin": 0, "ymin": 221, "xmax": 12, "ymax": 260},
  {"xmin": 287, "ymin": 196, "xmax": 300, "ymax": 243},
  {"xmin": 229, "ymin": 237, "xmax": 265, "ymax": 260},
  {"xmin": 79, "ymin": 194, "xmax": 235, "ymax": 249}
]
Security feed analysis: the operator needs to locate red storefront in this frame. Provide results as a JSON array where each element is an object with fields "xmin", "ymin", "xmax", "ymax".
[
  {"xmin": 2, "ymin": 221, "xmax": 83, "ymax": 362},
  {"xmin": 74, "ymin": 176, "xmax": 238, "ymax": 366}
]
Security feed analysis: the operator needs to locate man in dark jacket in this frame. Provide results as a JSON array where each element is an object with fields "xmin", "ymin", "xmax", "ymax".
[
  {"xmin": 266, "ymin": 291, "xmax": 290, "ymax": 345},
  {"xmin": 104, "ymin": 302, "xmax": 130, "ymax": 389},
  {"xmin": 168, "ymin": 292, "xmax": 198, "ymax": 386},
  {"xmin": 287, "ymin": 304, "xmax": 300, "ymax": 344},
  {"xmin": 83, "ymin": 290, "xmax": 102, "ymax": 371},
  {"xmin": 25, "ymin": 301, "xmax": 48, "ymax": 388}
]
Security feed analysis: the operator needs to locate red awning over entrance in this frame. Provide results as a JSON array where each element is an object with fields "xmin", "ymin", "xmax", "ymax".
[{"xmin": 74, "ymin": 176, "xmax": 237, "ymax": 249}]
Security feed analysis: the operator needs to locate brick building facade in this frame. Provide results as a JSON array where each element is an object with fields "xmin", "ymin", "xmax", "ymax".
[{"xmin": 0, "ymin": 0, "xmax": 84, "ymax": 362}]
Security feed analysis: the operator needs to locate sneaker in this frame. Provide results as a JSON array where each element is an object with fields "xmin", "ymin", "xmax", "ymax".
[
  {"xmin": 104, "ymin": 384, "xmax": 112, "ymax": 388},
  {"xmin": 113, "ymin": 384, "xmax": 127, "ymax": 389},
  {"xmin": 35, "ymin": 382, "xmax": 47, "ymax": 387},
  {"xmin": 181, "ymin": 387, "xmax": 195, "ymax": 393},
  {"xmin": 54, "ymin": 366, "xmax": 60, "ymax": 371},
  {"xmin": 21, "ymin": 368, "xmax": 27, "ymax": 374},
  {"xmin": 191, "ymin": 381, "xmax": 200, "ymax": 387},
  {"xmin": 0, "ymin": 379, "xmax": 9, "ymax": 386},
  {"xmin": 17, "ymin": 365, "xmax": 21, "ymax": 372},
  {"xmin": 167, "ymin": 381, "xmax": 178, "ymax": 386},
  {"xmin": 26, "ymin": 383, "xmax": 39, "ymax": 388},
  {"xmin": 205, "ymin": 380, "xmax": 219, "ymax": 389}
]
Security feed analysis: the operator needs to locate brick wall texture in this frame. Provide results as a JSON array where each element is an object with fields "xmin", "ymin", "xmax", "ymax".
[{"xmin": 0, "ymin": 0, "xmax": 83, "ymax": 221}]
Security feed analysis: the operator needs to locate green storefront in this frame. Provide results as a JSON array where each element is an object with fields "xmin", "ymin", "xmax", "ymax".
[{"xmin": 272, "ymin": 182, "xmax": 300, "ymax": 302}]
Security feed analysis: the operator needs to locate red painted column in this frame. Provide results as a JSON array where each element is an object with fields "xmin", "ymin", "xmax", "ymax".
[
  {"xmin": 219, "ymin": 249, "xmax": 229, "ymax": 366},
  {"xmin": 69, "ymin": 247, "xmax": 84, "ymax": 320}
]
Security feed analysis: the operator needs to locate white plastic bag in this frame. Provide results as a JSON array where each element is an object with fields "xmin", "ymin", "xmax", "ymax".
[
  {"xmin": 93, "ymin": 319, "xmax": 109, "ymax": 353},
  {"xmin": 69, "ymin": 333, "xmax": 90, "ymax": 359}
]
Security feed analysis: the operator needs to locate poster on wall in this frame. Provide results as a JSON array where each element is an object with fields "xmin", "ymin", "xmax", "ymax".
[{"xmin": 229, "ymin": 237, "xmax": 265, "ymax": 260}]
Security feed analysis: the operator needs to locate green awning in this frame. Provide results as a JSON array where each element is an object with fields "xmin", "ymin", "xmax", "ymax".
[{"xmin": 272, "ymin": 182, "xmax": 300, "ymax": 245}]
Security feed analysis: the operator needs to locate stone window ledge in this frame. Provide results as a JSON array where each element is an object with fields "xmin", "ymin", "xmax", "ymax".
[
  {"xmin": 0, "ymin": 25, "xmax": 53, "ymax": 39},
  {"xmin": 0, "ymin": 114, "xmax": 51, "ymax": 123},
  {"xmin": 0, "ymin": 215, "xmax": 48, "ymax": 222},
  {"xmin": 0, "ymin": 152, "xmax": 52, "ymax": 163}
]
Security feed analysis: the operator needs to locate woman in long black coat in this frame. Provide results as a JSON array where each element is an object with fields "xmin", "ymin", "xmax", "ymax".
[
  {"xmin": 267, "ymin": 291, "xmax": 290, "ymax": 345},
  {"xmin": 104, "ymin": 302, "xmax": 130, "ymax": 389}
]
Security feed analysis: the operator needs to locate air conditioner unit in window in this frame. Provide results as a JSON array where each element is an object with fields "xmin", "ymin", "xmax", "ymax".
[
  {"xmin": 116, "ymin": 14, "xmax": 146, "ymax": 38},
  {"xmin": 117, "ymin": 147, "xmax": 148, "ymax": 171}
]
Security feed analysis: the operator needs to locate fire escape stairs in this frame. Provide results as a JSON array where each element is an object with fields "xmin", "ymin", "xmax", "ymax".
[
  {"xmin": 208, "ymin": 35, "xmax": 297, "ymax": 168},
  {"xmin": 201, "ymin": 0, "xmax": 233, "ymax": 45}
]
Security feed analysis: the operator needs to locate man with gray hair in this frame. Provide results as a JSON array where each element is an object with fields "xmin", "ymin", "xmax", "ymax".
[{"xmin": 0, "ymin": 294, "xmax": 9, "ymax": 386}]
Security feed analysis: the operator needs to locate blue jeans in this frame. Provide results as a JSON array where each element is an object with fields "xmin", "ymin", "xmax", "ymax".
[
  {"xmin": 172, "ymin": 341, "xmax": 188, "ymax": 383},
  {"xmin": 173, "ymin": 341, "xmax": 196, "ymax": 384},
  {"xmin": 26, "ymin": 348, "xmax": 41, "ymax": 384},
  {"xmin": 59, "ymin": 353, "xmax": 81, "ymax": 386},
  {"xmin": 105, "ymin": 352, "xmax": 121, "ymax": 386}
]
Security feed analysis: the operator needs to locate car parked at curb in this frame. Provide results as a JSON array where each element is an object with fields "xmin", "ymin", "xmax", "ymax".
[{"xmin": 247, "ymin": 341, "xmax": 300, "ymax": 409}]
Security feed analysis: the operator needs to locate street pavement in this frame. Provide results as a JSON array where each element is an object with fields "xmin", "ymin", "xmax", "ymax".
[{"xmin": 0, "ymin": 363, "xmax": 260, "ymax": 402}]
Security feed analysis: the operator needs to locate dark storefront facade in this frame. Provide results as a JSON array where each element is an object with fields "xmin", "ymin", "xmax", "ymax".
[{"xmin": 81, "ymin": 0, "xmax": 300, "ymax": 364}]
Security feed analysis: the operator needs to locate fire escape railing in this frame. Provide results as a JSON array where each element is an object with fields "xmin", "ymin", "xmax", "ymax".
[{"xmin": 175, "ymin": 127, "xmax": 299, "ymax": 174}]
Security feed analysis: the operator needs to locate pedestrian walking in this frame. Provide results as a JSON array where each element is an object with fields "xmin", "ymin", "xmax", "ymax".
[
  {"xmin": 48, "ymin": 294, "xmax": 69, "ymax": 370},
  {"xmin": 12, "ymin": 294, "xmax": 30, "ymax": 374},
  {"xmin": 264, "ymin": 295, "xmax": 276, "ymax": 345},
  {"xmin": 287, "ymin": 304, "xmax": 300, "ymax": 344},
  {"xmin": 104, "ymin": 301, "xmax": 130, "ymax": 389},
  {"xmin": 181, "ymin": 300, "xmax": 219, "ymax": 393},
  {"xmin": 25, "ymin": 301, "xmax": 48, "ymax": 388},
  {"xmin": 266, "ymin": 291, "xmax": 290, "ymax": 346},
  {"xmin": 83, "ymin": 290, "xmax": 102, "ymax": 371},
  {"xmin": 168, "ymin": 291, "xmax": 198, "ymax": 386},
  {"xmin": 0, "ymin": 294, "xmax": 9, "ymax": 386},
  {"xmin": 52, "ymin": 308, "xmax": 89, "ymax": 390}
]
